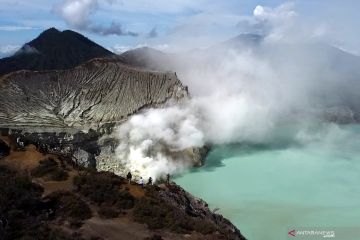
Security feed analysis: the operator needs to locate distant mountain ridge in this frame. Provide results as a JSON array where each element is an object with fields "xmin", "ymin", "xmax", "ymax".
[
  {"xmin": 118, "ymin": 33, "xmax": 360, "ymax": 122},
  {"xmin": 117, "ymin": 34, "xmax": 266, "ymax": 71},
  {"xmin": 0, "ymin": 28, "xmax": 114, "ymax": 76},
  {"xmin": 118, "ymin": 47, "xmax": 173, "ymax": 71}
]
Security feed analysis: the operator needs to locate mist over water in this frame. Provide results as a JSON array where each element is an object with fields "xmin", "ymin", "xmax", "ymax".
[
  {"xmin": 109, "ymin": 2, "xmax": 360, "ymax": 239},
  {"xmin": 175, "ymin": 124, "xmax": 360, "ymax": 239},
  {"xmin": 114, "ymin": 15, "xmax": 360, "ymax": 179},
  {"xmin": 114, "ymin": 39, "xmax": 360, "ymax": 180},
  {"xmin": 111, "ymin": 3, "xmax": 360, "ymax": 237}
]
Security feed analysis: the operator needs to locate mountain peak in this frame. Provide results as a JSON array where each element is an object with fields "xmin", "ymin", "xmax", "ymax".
[
  {"xmin": 33, "ymin": 27, "xmax": 62, "ymax": 42},
  {"xmin": 0, "ymin": 28, "xmax": 114, "ymax": 76},
  {"xmin": 42, "ymin": 27, "xmax": 61, "ymax": 34}
]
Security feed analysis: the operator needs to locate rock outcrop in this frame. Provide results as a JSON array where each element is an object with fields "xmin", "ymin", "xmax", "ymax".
[
  {"xmin": 0, "ymin": 58, "xmax": 187, "ymax": 131},
  {"xmin": 158, "ymin": 183, "xmax": 246, "ymax": 240}
]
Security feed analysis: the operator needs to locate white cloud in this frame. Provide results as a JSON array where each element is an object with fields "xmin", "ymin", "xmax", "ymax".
[
  {"xmin": 58, "ymin": 0, "xmax": 97, "ymax": 27},
  {"xmin": 0, "ymin": 45, "xmax": 20, "ymax": 58},
  {"xmin": 235, "ymin": 2, "xmax": 335, "ymax": 45},
  {"xmin": 111, "ymin": 43, "xmax": 169, "ymax": 54},
  {"xmin": 0, "ymin": 25, "xmax": 36, "ymax": 31},
  {"xmin": 253, "ymin": 3, "xmax": 297, "ymax": 22},
  {"xmin": 165, "ymin": 11, "xmax": 243, "ymax": 51},
  {"xmin": 55, "ymin": 0, "xmax": 138, "ymax": 36},
  {"xmin": 109, "ymin": 0, "xmax": 209, "ymax": 14},
  {"xmin": 15, "ymin": 44, "xmax": 39, "ymax": 55},
  {"xmin": 243, "ymin": 2, "xmax": 298, "ymax": 41}
]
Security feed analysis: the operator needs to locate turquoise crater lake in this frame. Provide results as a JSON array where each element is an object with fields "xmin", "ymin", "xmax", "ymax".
[{"xmin": 175, "ymin": 124, "xmax": 360, "ymax": 239}]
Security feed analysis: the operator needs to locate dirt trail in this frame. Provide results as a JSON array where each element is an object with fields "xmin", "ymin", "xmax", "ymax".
[
  {"xmin": 33, "ymin": 170, "xmax": 77, "ymax": 196},
  {"xmin": 126, "ymin": 183, "xmax": 146, "ymax": 198},
  {"xmin": 80, "ymin": 217, "xmax": 203, "ymax": 240},
  {"xmin": 0, "ymin": 144, "xmax": 51, "ymax": 172},
  {"xmin": 0, "ymin": 137, "xmax": 78, "ymax": 196},
  {"xmin": 81, "ymin": 217, "xmax": 150, "ymax": 240}
]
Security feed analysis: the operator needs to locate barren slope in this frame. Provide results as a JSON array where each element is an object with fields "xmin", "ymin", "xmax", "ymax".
[{"xmin": 0, "ymin": 59, "xmax": 187, "ymax": 130}]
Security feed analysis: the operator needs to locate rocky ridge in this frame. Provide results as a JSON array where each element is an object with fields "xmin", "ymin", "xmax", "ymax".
[
  {"xmin": 0, "ymin": 58, "xmax": 187, "ymax": 131},
  {"xmin": 0, "ymin": 57, "xmax": 205, "ymax": 172}
]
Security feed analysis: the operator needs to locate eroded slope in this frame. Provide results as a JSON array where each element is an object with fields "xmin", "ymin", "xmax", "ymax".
[{"xmin": 0, "ymin": 59, "xmax": 187, "ymax": 130}]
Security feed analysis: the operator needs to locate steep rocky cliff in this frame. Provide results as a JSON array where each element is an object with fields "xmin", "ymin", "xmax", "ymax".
[{"xmin": 0, "ymin": 58, "xmax": 187, "ymax": 131}]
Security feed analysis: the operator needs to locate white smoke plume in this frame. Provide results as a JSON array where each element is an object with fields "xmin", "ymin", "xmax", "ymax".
[
  {"xmin": 113, "ymin": 2, "xmax": 360, "ymax": 181},
  {"xmin": 115, "ymin": 106, "xmax": 204, "ymax": 181}
]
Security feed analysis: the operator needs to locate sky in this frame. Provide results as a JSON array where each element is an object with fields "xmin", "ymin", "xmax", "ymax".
[{"xmin": 0, "ymin": 0, "xmax": 359, "ymax": 57}]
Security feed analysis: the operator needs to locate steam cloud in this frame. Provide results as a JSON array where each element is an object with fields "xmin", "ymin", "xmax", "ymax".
[
  {"xmin": 56, "ymin": 0, "xmax": 138, "ymax": 36},
  {"xmin": 113, "ymin": 3, "xmax": 360, "ymax": 181},
  {"xmin": 115, "ymin": 106, "xmax": 204, "ymax": 181}
]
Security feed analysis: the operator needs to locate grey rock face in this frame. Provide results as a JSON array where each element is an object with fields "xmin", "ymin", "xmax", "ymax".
[
  {"xmin": 0, "ymin": 59, "xmax": 188, "ymax": 131},
  {"xmin": 73, "ymin": 148, "xmax": 92, "ymax": 167}
]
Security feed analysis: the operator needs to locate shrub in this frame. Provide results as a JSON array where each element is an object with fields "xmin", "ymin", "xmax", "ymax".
[
  {"xmin": 47, "ymin": 228, "xmax": 85, "ymax": 240},
  {"xmin": 133, "ymin": 192, "xmax": 217, "ymax": 235},
  {"xmin": 0, "ymin": 166, "xmax": 87, "ymax": 239},
  {"xmin": 0, "ymin": 166, "xmax": 69, "ymax": 240},
  {"xmin": 31, "ymin": 158, "xmax": 69, "ymax": 181},
  {"xmin": 90, "ymin": 237, "xmax": 104, "ymax": 240},
  {"xmin": 47, "ymin": 191, "xmax": 92, "ymax": 222},
  {"xmin": 145, "ymin": 234, "xmax": 164, "ymax": 240},
  {"xmin": 49, "ymin": 168, "xmax": 69, "ymax": 181},
  {"xmin": 21, "ymin": 226, "xmax": 82, "ymax": 240},
  {"xmin": 191, "ymin": 219, "xmax": 217, "ymax": 235},
  {"xmin": 133, "ymin": 198, "xmax": 168, "ymax": 230},
  {"xmin": 69, "ymin": 219, "xmax": 83, "ymax": 229},
  {"xmin": 98, "ymin": 205, "xmax": 119, "ymax": 219},
  {"xmin": 0, "ymin": 166, "xmax": 43, "ymax": 213},
  {"xmin": 74, "ymin": 172, "xmax": 134, "ymax": 209},
  {"xmin": 31, "ymin": 158, "xmax": 58, "ymax": 177}
]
